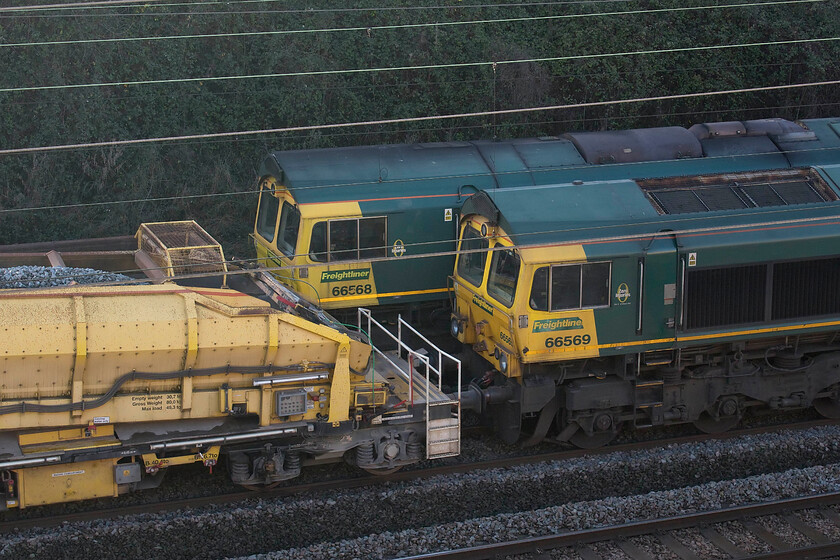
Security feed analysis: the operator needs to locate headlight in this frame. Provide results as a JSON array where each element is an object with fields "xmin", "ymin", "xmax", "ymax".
[
  {"xmin": 450, "ymin": 317, "xmax": 460, "ymax": 337},
  {"xmin": 499, "ymin": 352, "xmax": 508, "ymax": 373}
]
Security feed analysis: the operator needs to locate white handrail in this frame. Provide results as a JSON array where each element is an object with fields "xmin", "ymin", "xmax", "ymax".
[
  {"xmin": 356, "ymin": 308, "xmax": 460, "ymax": 397},
  {"xmin": 356, "ymin": 307, "xmax": 461, "ymax": 460}
]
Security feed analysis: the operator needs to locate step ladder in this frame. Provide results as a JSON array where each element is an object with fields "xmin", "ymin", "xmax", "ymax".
[
  {"xmin": 426, "ymin": 405, "xmax": 461, "ymax": 459},
  {"xmin": 358, "ymin": 308, "xmax": 461, "ymax": 459},
  {"xmin": 633, "ymin": 378, "xmax": 664, "ymax": 428}
]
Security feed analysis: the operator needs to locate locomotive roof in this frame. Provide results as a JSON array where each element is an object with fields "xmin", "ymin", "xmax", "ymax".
[
  {"xmin": 463, "ymin": 165, "xmax": 840, "ymax": 253},
  {"xmin": 260, "ymin": 118, "xmax": 840, "ymax": 206},
  {"xmin": 259, "ymin": 138, "xmax": 587, "ymax": 204}
]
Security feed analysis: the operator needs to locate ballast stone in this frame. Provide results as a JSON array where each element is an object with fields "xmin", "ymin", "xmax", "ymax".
[{"xmin": 0, "ymin": 266, "xmax": 133, "ymax": 289}]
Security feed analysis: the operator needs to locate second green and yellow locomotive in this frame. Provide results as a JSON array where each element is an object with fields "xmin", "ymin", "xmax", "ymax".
[{"xmin": 452, "ymin": 165, "xmax": 840, "ymax": 446}]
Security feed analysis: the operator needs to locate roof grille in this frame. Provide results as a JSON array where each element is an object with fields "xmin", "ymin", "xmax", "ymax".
[{"xmin": 638, "ymin": 168, "xmax": 837, "ymax": 215}]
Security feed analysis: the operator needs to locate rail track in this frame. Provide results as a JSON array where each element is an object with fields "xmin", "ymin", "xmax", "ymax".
[
  {"xmin": 400, "ymin": 492, "xmax": 840, "ymax": 559},
  {"xmin": 2, "ymin": 417, "xmax": 838, "ymax": 533}
]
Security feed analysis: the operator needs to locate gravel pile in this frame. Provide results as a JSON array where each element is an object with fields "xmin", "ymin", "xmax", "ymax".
[
  {"xmin": 0, "ymin": 266, "xmax": 133, "ymax": 288},
  {"xmin": 5, "ymin": 425, "xmax": 840, "ymax": 560}
]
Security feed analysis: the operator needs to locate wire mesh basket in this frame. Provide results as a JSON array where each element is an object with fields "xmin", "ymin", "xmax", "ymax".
[{"xmin": 136, "ymin": 221, "xmax": 227, "ymax": 283}]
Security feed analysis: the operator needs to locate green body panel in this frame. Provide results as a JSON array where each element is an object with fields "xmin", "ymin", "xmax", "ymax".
[
  {"xmin": 582, "ymin": 240, "xmax": 679, "ymax": 353},
  {"xmin": 367, "ymin": 203, "xmax": 459, "ymax": 303},
  {"xmin": 585, "ymin": 236, "xmax": 681, "ymax": 353},
  {"xmin": 588, "ymin": 256, "xmax": 643, "ymax": 349},
  {"xmin": 638, "ymin": 236, "xmax": 678, "ymax": 344}
]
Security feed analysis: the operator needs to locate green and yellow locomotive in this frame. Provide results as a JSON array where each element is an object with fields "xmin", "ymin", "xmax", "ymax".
[
  {"xmin": 452, "ymin": 144, "xmax": 840, "ymax": 446},
  {"xmin": 254, "ymin": 117, "xmax": 840, "ymax": 447},
  {"xmin": 253, "ymin": 118, "xmax": 840, "ymax": 324}
]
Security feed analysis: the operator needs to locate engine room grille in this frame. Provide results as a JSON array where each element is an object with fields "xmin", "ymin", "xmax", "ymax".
[
  {"xmin": 772, "ymin": 257, "xmax": 840, "ymax": 320},
  {"xmin": 685, "ymin": 264, "xmax": 766, "ymax": 329},
  {"xmin": 639, "ymin": 168, "xmax": 836, "ymax": 215},
  {"xmin": 684, "ymin": 256, "xmax": 840, "ymax": 330}
]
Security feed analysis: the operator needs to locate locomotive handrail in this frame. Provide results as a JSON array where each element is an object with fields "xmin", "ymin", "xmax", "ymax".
[{"xmin": 397, "ymin": 316, "xmax": 462, "ymax": 398}]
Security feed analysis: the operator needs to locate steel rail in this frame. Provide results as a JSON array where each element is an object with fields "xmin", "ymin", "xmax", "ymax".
[
  {"xmin": 1, "ymin": 417, "xmax": 838, "ymax": 532},
  {"xmin": 400, "ymin": 492, "xmax": 840, "ymax": 559}
]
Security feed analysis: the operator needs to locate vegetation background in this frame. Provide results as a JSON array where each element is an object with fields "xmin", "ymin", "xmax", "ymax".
[{"xmin": 1, "ymin": 0, "xmax": 839, "ymax": 255}]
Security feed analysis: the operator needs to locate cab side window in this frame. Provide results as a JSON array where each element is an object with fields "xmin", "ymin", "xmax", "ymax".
[
  {"xmin": 457, "ymin": 226, "xmax": 489, "ymax": 287},
  {"xmin": 530, "ymin": 267, "xmax": 549, "ymax": 311},
  {"xmin": 308, "ymin": 217, "xmax": 387, "ymax": 262},
  {"xmin": 551, "ymin": 266, "xmax": 580, "ymax": 310},
  {"xmin": 310, "ymin": 222, "xmax": 327, "ymax": 262},
  {"xmin": 330, "ymin": 219, "xmax": 358, "ymax": 261},
  {"xmin": 530, "ymin": 262, "xmax": 611, "ymax": 311},
  {"xmin": 581, "ymin": 262, "xmax": 611, "ymax": 307},
  {"xmin": 256, "ymin": 191, "xmax": 280, "ymax": 243},
  {"xmin": 359, "ymin": 218, "xmax": 387, "ymax": 259},
  {"xmin": 276, "ymin": 202, "xmax": 301, "ymax": 257},
  {"xmin": 487, "ymin": 247, "xmax": 520, "ymax": 308}
]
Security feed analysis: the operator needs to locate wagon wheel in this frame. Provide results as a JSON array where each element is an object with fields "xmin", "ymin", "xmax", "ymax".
[
  {"xmin": 693, "ymin": 411, "xmax": 741, "ymax": 434},
  {"xmin": 813, "ymin": 396, "xmax": 840, "ymax": 419}
]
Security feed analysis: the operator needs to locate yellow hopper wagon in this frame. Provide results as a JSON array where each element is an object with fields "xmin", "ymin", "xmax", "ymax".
[{"xmin": 0, "ymin": 222, "xmax": 460, "ymax": 509}]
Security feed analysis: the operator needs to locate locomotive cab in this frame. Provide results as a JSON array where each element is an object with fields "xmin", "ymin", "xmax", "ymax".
[
  {"xmin": 450, "ymin": 192, "xmax": 635, "ymax": 446},
  {"xmin": 253, "ymin": 175, "xmax": 384, "ymax": 311}
]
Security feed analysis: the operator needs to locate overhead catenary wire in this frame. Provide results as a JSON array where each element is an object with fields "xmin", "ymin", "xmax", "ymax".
[
  {"xmin": 0, "ymin": 0, "xmax": 824, "ymax": 48},
  {"xmin": 0, "ymin": 0, "xmax": 169, "ymax": 12},
  {"xmin": 2, "ymin": 141, "xmax": 840, "ymax": 219},
  {"xmin": 2, "ymin": 78, "xmax": 839, "ymax": 156},
  {"xmin": 0, "ymin": 99, "xmax": 838, "ymax": 216},
  {"xmin": 3, "ymin": 202, "xmax": 839, "ymax": 292},
  {"xmin": 0, "ymin": 59, "xmax": 818, "ymax": 112},
  {"xmin": 3, "ymin": 36, "xmax": 838, "ymax": 95},
  {"xmin": 0, "ymin": 0, "xmax": 657, "ymax": 15}
]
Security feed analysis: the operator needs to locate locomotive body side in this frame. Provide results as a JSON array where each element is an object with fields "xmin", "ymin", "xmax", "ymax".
[{"xmin": 452, "ymin": 152, "xmax": 840, "ymax": 445}]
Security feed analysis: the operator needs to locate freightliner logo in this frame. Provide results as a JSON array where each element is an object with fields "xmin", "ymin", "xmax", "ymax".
[
  {"xmin": 532, "ymin": 318, "xmax": 584, "ymax": 332},
  {"xmin": 320, "ymin": 269, "xmax": 371, "ymax": 283},
  {"xmin": 471, "ymin": 294, "xmax": 493, "ymax": 316}
]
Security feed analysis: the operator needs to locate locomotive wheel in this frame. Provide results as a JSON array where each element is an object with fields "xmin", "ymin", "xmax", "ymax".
[
  {"xmin": 693, "ymin": 411, "xmax": 740, "ymax": 434},
  {"xmin": 568, "ymin": 428, "xmax": 618, "ymax": 449},
  {"xmin": 813, "ymin": 397, "xmax": 840, "ymax": 419},
  {"xmin": 361, "ymin": 466, "xmax": 403, "ymax": 476},
  {"xmin": 240, "ymin": 481, "xmax": 282, "ymax": 491},
  {"xmin": 560, "ymin": 414, "xmax": 620, "ymax": 449},
  {"xmin": 556, "ymin": 411, "xmax": 619, "ymax": 449}
]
